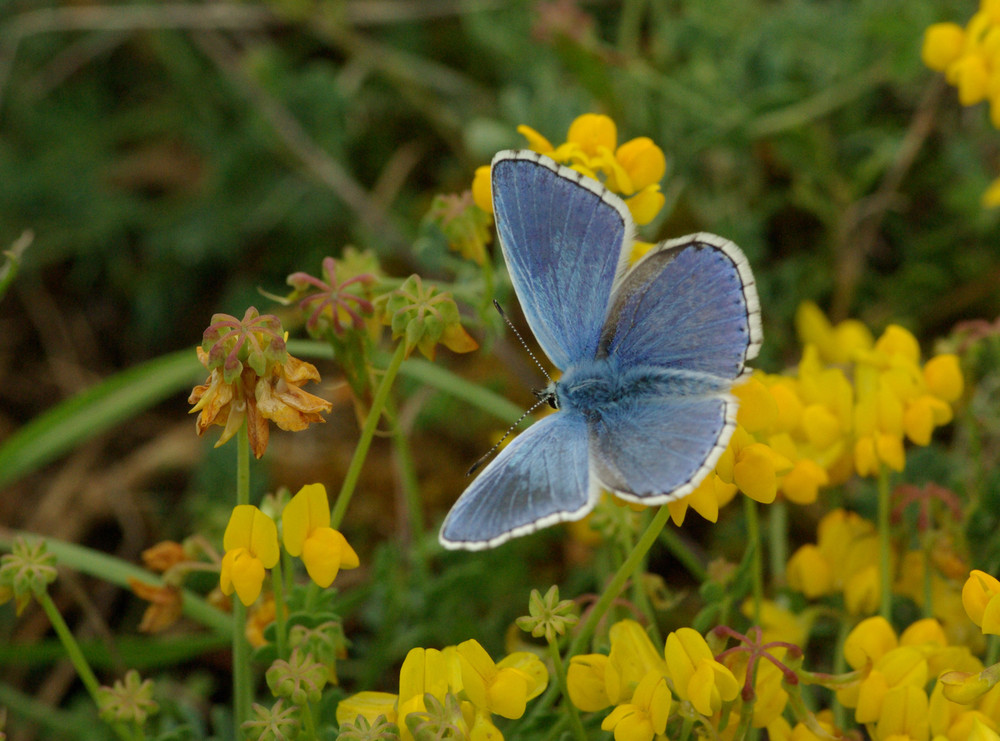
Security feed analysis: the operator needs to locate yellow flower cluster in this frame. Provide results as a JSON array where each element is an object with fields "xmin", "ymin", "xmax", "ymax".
[
  {"xmin": 667, "ymin": 302, "xmax": 964, "ymax": 526},
  {"xmin": 922, "ymin": 2, "xmax": 1000, "ymax": 206},
  {"xmin": 336, "ymin": 639, "xmax": 548, "ymax": 741},
  {"xmin": 836, "ymin": 615, "xmax": 1000, "ymax": 741},
  {"xmin": 220, "ymin": 484, "xmax": 358, "ymax": 606},
  {"xmin": 566, "ymin": 620, "xmax": 740, "ymax": 741},
  {"xmin": 472, "ymin": 113, "xmax": 667, "ymax": 225},
  {"xmin": 785, "ymin": 508, "xmax": 973, "ymax": 641}
]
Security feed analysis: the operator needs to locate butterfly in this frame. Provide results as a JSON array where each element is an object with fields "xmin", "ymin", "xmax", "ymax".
[{"xmin": 439, "ymin": 150, "xmax": 762, "ymax": 550}]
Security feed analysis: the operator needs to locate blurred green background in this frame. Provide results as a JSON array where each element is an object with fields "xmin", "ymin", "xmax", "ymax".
[{"xmin": 1, "ymin": 0, "xmax": 999, "ymax": 737}]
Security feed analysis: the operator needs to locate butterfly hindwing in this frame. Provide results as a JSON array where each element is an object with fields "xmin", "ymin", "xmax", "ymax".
[
  {"xmin": 439, "ymin": 412, "xmax": 597, "ymax": 550},
  {"xmin": 589, "ymin": 394, "xmax": 735, "ymax": 502},
  {"xmin": 491, "ymin": 151, "xmax": 633, "ymax": 370},
  {"xmin": 600, "ymin": 233, "xmax": 762, "ymax": 377}
]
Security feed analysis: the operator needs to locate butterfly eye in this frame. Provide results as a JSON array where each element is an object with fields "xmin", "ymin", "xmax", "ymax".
[{"xmin": 533, "ymin": 388, "xmax": 559, "ymax": 410}]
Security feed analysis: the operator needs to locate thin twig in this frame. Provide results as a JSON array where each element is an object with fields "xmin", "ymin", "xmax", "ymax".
[{"xmin": 831, "ymin": 77, "xmax": 946, "ymax": 320}]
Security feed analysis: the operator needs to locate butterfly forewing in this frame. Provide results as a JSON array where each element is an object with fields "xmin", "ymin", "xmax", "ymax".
[
  {"xmin": 491, "ymin": 151, "xmax": 631, "ymax": 370},
  {"xmin": 439, "ymin": 412, "xmax": 596, "ymax": 550},
  {"xmin": 599, "ymin": 234, "xmax": 762, "ymax": 376}
]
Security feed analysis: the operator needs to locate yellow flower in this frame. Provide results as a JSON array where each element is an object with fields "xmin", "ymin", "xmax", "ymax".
[
  {"xmin": 939, "ymin": 667, "xmax": 1000, "ymax": 705},
  {"xmin": 457, "ymin": 640, "xmax": 547, "ymax": 719},
  {"xmin": 515, "ymin": 124, "xmax": 555, "ymax": 154},
  {"xmin": 844, "ymin": 564, "xmax": 881, "ymax": 616},
  {"xmin": 963, "ymin": 570, "xmax": 1000, "ymax": 634},
  {"xmin": 953, "ymin": 54, "xmax": 991, "ymax": 105},
  {"xmin": 851, "ymin": 647, "xmax": 927, "ymax": 723},
  {"xmin": 843, "ymin": 616, "xmax": 898, "ymax": 671},
  {"xmin": 983, "ymin": 176, "xmax": 1000, "ymax": 207},
  {"xmin": 220, "ymin": 505, "xmax": 279, "ymax": 606},
  {"xmin": 611, "ymin": 137, "xmax": 667, "ymax": 194},
  {"xmin": 922, "ymin": 23, "xmax": 967, "ymax": 71},
  {"xmin": 924, "ymin": 354, "xmax": 964, "ymax": 402},
  {"xmin": 567, "ymin": 653, "xmax": 612, "ymax": 712},
  {"xmin": 795, "ymin": 301, "xmax": 874, "ymax": 364},
  {"xmin": 875, "ymin": 685, "xmax": 929, "ymax": 741},
  {"xmin": 398, "ymin": 646, "xmax": 462, "ymax": 732},
  {"xmin": 472, "ymin": 165, "xmax": 493, "ymax": 213},
  {"xmin": 664, "ymin": 627, "xmax": 739, "ymax": 717},
  {"xmin": 969, "ymin": 717, "xmax": 1000, "ymax": 741},
  {"xmin": 606, "ymin": 620, "xmax": 669, "ymax": 705},
  {"xmin": 600, "ymin": 669, "xmax": 672, "ymax": 741},
  {"xmin": 566, "ymin": 113, "xmax": 618, "ymax": 158},
  {"xmin": 666, "ymin": 472, "xmax": 737, "ymax": 526},
  {"xmin": 786, "ymin": 544, "xmax": 833, "ymax": 598},
  {"xmin": 336, "ymin": 690, "xmax": 399, "ymax": 728},
  {"xmin": 281, "ymin": 484, "xmax": 359, "ymax": 588},
  {"xmin": 624, "ymin": 185, "xmax": 666, "ymax": 226}
]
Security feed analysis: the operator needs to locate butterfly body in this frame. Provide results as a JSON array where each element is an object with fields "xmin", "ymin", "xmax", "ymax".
[{"xmin": 439, "ymin": 150, "xmax": 762, "ymax": 550}]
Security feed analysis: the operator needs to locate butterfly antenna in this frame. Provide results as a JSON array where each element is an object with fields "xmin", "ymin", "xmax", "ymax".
[
  {"xmin": 466, "ymin": 396, "xmax": 548, "ymax": 476},
  {"xmin": 493, "ymin": 299, "xmax": 552, "ymax": 383}
]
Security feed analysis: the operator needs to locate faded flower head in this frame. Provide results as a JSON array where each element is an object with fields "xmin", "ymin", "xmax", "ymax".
[
  {"xmin": 96, "ymin": 670, "xmax": 159, "ymax": 726},
  {"xmin": 188, "ymin": 307, "xmax": 332, "ymax": 458},
  {"xmin": 266, "ymin": 648, "xmax": 329, "ymax": 706},
  {"xmin": 516, "ymin": 584, "xmax": 579, "ymax": 643},
  {"xmin": 288, "ymin": 255, "xmax": 377, "ymax": 338},
  {"xmin": 0, "ymin": 537, "xmax": 58, "ymax": 615},
  {"xmin": 379, "ymin": 275, "xmax": 478, "ymax": 360}
]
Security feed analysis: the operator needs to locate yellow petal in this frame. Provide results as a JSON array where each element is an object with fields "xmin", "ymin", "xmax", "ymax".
[
  {"xmin": 922, "ymin": 23, "xmax": 966, "ymax": 71},
  {"xmin": 567, "ymin": 654, "xmax": 611, "ymax": 712},
  {"xmin": 625, "ymin": 185, "xmax": 665, "ymax": 226},
  {"xmin": 843, "ymin": 616, "xmax": 898, "ymax": 671},
  {"xmin": 335, "ymin": 691, "xmax": 399, "ymax": 727},
  {"xmin": 566, "ymin": 114, "xmax": 617, "ymax": 156},
  {"xmin": 615, "ymin": 137, "xmax": 667, "ymax": 192},
  {"xmin": 924, "ymin": 354, "xmax": 964, "ymax": 402},
  {"xmin": 302, "ymin": 527, "xmax": 359, "ymax": 588},
  {"xmin": 786, "ymin": 544, "xmax": 833, "ymax": 598},
  {"xmin": 472, "ymin": 165, "xmax": 493, "ymax": 213},
  {"xmin": 516, "ymin": 124, "xmax": 554, "ymax": 154}
]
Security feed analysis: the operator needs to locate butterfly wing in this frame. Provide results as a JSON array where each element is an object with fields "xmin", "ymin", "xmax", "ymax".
[
  {"xmin": 599, "ymin": 233, "xmax": 762, "ymax": 374},
  {"xmin": 590, "ymin": 234, "xmax": 762, "ymax": 502},
  {"xmin": 590, "ymin": 394, "xmax": 735, "ymax": 502},
  {"xmin": 439, "ymin": 412, "xmax": 597, "ymax": 550},
  {"xmin": 491, "ymin": 150, "xmax": 633, "ymax": 370}
]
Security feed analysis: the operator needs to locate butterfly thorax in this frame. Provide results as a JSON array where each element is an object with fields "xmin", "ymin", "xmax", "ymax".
[{"xmin": 551, "ymin": 356, "xmax": 732, "ymax": 420}]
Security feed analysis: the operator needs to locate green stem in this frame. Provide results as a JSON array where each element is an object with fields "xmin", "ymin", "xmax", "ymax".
[
  {"xmin": 570, "ymin": 504, "xmax": 672, "ymax": 655},
  {"xmin": 988, "ymin": 634, "xmax": 1000, "ymax": 667},
  {"xmin": 330, "ymin": 342, "xmax": 407, "ymax": 530},
  {"xmin": 388, "ymin": 399, "xmax": 424, "ymax": 541},
  {"xmin": 768, "ymin": 499, "xmax": 788, "ymax": 589},
  {"xmin": 35, "ymin": 590, "xmax": 131, "ymax": 741},
  {"xmin": 744, "ymin": 497, "xmax": 763, "ymax": 625},
  {"xmin": 877, "ymin": 465, "xmax": 892, "ymax": 621},
  {"xmin": 301, "ymin": 701, "xmax": 318, "ymax": 740},
  {"xmin": 831, "ymin": 617, "xmax": 851, "ymax": 732},
  {"xmin": 546, "ymin": 636, "xmax": 587, "ymax": 741},
  {"xmin": 271, "ymin": 562, "xmax": 288, "ymax": 660},
  {"xmin": 526, "ymin": 505, "xmax": 673, "ymax": 724},
  {"xmin": 233, "ymin": 422, "xmax": 253, "ymax": 737}
]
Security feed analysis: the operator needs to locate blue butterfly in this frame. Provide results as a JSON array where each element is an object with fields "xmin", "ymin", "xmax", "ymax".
[{"xmin": 439, "ymin": 150, "xmax": 762, "ymax": 550}]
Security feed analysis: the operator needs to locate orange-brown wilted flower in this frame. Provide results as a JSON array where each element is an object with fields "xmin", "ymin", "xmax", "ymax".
[
  {"xmin": 141, "ymin": 541, "xmax": 188, "ymax": 573},
  {"xmin": 128, "ymin": 579, "xmax": 183, "ymax": 633},
  {"xmin": 188, "ymin": 307, "xmax": 333, "ymax": 458}
]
